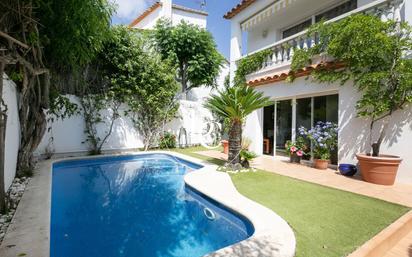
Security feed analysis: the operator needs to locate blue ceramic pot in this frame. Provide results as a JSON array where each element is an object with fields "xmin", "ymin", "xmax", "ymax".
[{"xmin": 339, "ymin": 164, "xmax": 357, "ymax": 176}]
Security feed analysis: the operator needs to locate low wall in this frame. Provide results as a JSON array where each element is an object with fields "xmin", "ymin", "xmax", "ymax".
[{"xmin": 3, "ymin": 75, "xmax": 20, "ymax": 190}]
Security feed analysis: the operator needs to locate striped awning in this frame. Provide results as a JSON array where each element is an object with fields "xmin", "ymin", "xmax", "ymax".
[{"xmin": 241, "ymin": 0, "xmax": 298, "ymax": 30}]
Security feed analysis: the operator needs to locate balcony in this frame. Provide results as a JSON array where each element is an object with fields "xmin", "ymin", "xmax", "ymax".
[{"xmin": 241, "ymin": 0, "xmax": 403, "ymax": 84}]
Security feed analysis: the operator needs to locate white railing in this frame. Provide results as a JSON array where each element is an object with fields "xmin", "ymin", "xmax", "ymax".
[{"xmin": 241, "ymin": 0, "xmax": 403, "ymax": 76}]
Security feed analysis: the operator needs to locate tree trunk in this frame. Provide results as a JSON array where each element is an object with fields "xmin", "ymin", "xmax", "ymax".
[
  {"xmin": 228, "ymin": 119, "xmax": 242, "ymax": 164},
  {"xmin": 17, "ymin": 83, "xmax": 48, "ymax": 176}
]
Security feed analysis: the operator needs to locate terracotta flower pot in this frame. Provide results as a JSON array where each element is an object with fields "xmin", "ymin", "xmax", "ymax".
[
  {"xmin": 221, "ymin": 140, "xmax": 229, "ymax": 154},
  {"xmin": 356, "ymin": 154, "xmax": 402, "ymax": 186},
  {"xmin": 314, "ymin": 159, "xmax": 329, "ymax": 170}
]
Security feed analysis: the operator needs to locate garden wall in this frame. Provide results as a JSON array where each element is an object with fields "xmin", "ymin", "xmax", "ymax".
[
  {"xmin": 35, "ymin": 96, "xmax": 216, "ymax": 156},
  {"xmin": 2, "ymin": 75, "xmax": 20, "ymax": 191}
]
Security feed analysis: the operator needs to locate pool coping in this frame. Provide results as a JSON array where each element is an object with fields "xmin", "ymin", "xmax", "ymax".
[{"xmin": 0, "ymin": 151, "xmax": 296, "ymax": 257}]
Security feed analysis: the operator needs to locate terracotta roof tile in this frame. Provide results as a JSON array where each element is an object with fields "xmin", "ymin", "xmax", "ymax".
[
  {"xmin": 129, "ymin": 2, "xmax": 162, "ymax": 28},
  {"xmin": 248, "ymin": 61, "xmax": 345, "ymax": 86},
  {"xmin": 224, "ymin": 0, "xmax": 257, "ymax": 19}
]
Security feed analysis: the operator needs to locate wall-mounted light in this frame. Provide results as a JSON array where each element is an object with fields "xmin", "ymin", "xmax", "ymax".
[{"xmin": 262, "ymin": 29, "xmax": 268, "ymax": 38}]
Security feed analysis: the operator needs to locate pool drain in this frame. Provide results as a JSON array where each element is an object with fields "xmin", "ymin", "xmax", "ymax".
[{"xmin": 203, "ymin": 207, "xmax": 216, "ymax": 220}]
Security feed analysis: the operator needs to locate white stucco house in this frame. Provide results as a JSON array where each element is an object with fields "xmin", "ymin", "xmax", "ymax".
[
  {"xmin": 226, "ymin": 0, "xmax": 412, "ymax": 183},
  {"xmin": 129, "ymin": 0, "xmax": 207, "ymax": 29}
]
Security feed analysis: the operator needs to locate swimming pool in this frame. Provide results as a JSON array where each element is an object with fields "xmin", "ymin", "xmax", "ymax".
[{"xmin": 51, "ymin": 153, "xmax": 254, "ymax": 257}]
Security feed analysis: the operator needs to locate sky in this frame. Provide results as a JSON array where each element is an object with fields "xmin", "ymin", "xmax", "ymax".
[{"xmin": 111, "ymin": 0, "xmax": 240, "ymax": 59}]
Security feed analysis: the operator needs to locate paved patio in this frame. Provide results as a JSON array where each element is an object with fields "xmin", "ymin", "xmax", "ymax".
[{"xmin": 196, "ymin": 150, "xmax": 412, "ymax": 207}]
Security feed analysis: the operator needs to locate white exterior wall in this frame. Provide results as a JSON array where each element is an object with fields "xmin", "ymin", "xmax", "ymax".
[
  {"xmin": 243, "ymin": 77, "xmax": 412, "ymax": 184},
  {"xmin": 36, "ymin": 95, "xmax": 143, "ymax": 155},
  {"xmin": 131, "ymin": 0, "xmax": 207, "ymax": 29},
  {"xmin": 231, "ymin": 0, "xmax": 412, "ymax": 183},
  {"xmin": 188, "ymin": 63, "xmax": 229, "ymax": 102},
  {"xmin": 3, "ymin": 75, "xmax": 20, "ymax": 190},
  {"xmin": 132, "ymin": 7, "xmax": 162, "ymax": 29},
  {"xmin": 339, "ymin": 85, "xmax": 412, "ymax": 184},
  {"xmin": 35, "ymin": 97, "xmax": 216, "ymax": 155},
  {"xmin": 171, "ymin": 8, "xmax": 207, "ymax": 28}
]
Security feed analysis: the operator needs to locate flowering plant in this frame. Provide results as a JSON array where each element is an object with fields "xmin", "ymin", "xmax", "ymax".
[
  {"xmin": 299, "ymin": 121, "xmax": 338, "ymax": 160},
  {"xmin": 285, "ymin": 136, "xmax": 307, "ymax": 157}
]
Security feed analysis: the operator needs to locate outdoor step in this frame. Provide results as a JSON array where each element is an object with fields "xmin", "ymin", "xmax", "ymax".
[{"xmin": 382, "ymin": 230, "xmax": 412, "ymax": 257}]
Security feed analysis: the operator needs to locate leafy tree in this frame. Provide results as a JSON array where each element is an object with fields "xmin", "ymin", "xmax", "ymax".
[
  {"xmin": 204, "ymin": 86, "xmax": 271, "ymax": 164},
  {"xmin": 0, "ymin": 0, "xmax": 113, "ymax": 179},
  {"xmin": 80, "ymin": 92, "xmax": 121, "ymax": 155},
  {"xmin": 36, "ymin": 0, "xmax": 114, "ymax": 70},
  {"xmin": 153, "ymin": 19, "xmax": 225, "ymax": 93},
  {"xmin": 100, "ymin": 26, "xmax": 179, "ymax": 151},
  {"xmin": 291, "ymin": 14, "xmax": 412, "ymax": 156}
]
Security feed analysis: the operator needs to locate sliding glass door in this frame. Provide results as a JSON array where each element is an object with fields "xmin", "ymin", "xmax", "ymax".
[
  {"xmin": 275, "ymin": 100, "xmax": 292, "ymax": 156},
  {"xmin": 270, "ymin": 94, "xmax": 338, "ymax": 158}
]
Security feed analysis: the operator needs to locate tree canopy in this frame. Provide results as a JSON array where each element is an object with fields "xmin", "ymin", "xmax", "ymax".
[
  {"xmin": 153, "ymin": 19, "xmax": 225, "ymax": 93},
  {"xmin": 36, "ymin": 0, "xmax": 114, "ymax": 70}
]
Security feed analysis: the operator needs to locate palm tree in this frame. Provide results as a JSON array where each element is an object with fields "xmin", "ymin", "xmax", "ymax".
[{"xmin": 204, "ymin": 86, "xmax": 271, "ymax": 164}]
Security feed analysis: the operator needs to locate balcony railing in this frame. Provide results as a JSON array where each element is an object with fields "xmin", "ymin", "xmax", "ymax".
[{"xmin": 241, "ymin": 0, "xmax": 403, "ymax": 78}]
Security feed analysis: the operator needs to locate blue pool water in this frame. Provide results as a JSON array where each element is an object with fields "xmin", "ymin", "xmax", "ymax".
[{"xmin": 51, "ymin": 154, "xmax": 253, "ymax": 257}]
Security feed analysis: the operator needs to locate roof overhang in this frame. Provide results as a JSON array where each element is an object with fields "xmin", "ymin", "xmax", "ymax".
[
  {"xmin": 224, "ymin": 0, "xmax": 257, "ymax": 19},
  {"xmin": 248, "ymin": 61, "xmax": 345, "ymax": 87},
  {"xmin": 129, "ymin": 2, "xmax": 162, "ymax": 28},
  {"xmin": 172, "ymin": 4, "xmax": 208, "ymax": 16}
]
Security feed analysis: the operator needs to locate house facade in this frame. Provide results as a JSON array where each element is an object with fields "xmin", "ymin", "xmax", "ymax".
[
  {"xmin": 129, "ymin": 0, "xmax": 229, "ymax": 102},
  {"xmin": 226, "ymin": 0, "xmax": 412, "ymax": 183},
  {"xmin": 129, "ymin": 0, "xmax": 208, "ymax": 29}
]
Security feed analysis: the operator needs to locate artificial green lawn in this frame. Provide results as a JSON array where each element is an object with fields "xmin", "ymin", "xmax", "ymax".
[{"xmin": 172, "ymin": 146, "xmax": 410, "ymax": 257}]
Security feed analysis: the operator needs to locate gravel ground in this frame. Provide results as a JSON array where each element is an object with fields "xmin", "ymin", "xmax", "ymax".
[{"xmin": 0, "ymin": 177, "xmax": 30, "ymax": 244}]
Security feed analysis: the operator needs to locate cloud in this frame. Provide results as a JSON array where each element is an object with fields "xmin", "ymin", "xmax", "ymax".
[{"xmin": 111, "ymin": 0, "xmax": 153, "ymax": 22}]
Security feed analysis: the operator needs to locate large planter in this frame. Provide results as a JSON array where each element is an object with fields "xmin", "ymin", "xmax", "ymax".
[
  {"xmin": 221, "ymin": 140, "xmax": 229, "ymax": 155},
  {"xmin": 314, "ymin": 159, "xmax": 329, "ymax": 170},
  {"xmin": 356, "ymin": 154, "xmax": 402, "ymax": 186},
  {"xmin": 290, "ymin": 153, "xmax": 301, "ymax": 164}
]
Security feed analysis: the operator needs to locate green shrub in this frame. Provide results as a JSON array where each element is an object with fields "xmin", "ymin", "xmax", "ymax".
[{"xmin": 159, "ymin": 132, "xmax": 176, "ymax": 149}]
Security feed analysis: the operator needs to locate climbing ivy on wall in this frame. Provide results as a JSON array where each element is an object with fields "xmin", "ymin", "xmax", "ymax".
[{"xmin": 234, "ymin": 49, "xmax": 272, "ymax": 86}]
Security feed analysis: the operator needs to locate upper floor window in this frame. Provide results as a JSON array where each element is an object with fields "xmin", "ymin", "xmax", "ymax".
[
  {"xmin": 281, "ymin": 0, "xmax": 357, "ymax": 39},
  {"xmin": 282, "ymin": 19, "xmax": 312, "ymax": 39},
  {"xmin": 315, "ymin": 0, "xmax": 357, "ymax": 22}
]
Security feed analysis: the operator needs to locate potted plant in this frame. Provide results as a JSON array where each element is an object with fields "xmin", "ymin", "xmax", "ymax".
[
  {"xmin": 285, "ymin": 137, "xmax": 307, "ymax": 163},
  {"xmin": 299, "ymin": 122, "xmax": 338, "ymax": 170},
  {"xmin": 291, "ymin": 15, "xmax": 411, "ymax": 185},
  {"xmin": 240, "ymin": 149, "xmax": 257, "ymax": 168}
]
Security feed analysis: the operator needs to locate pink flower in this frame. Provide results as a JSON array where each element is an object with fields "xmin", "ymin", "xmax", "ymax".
[
  {"xmin": 296, "ymin": 150, "xmax": 303, "ymax": 157},
  {"xmin": 290, "ymin": 146, "xmax": 297, "ymax": 153}
]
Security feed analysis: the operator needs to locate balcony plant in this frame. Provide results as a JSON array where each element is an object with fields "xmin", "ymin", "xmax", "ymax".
[
  {"xmin": 291, "ymin": 14, "xmax": 412, "ymax": 184},
  {"xmin": 299, "ymin": 122, "xmax": 338, "ymax": 170},
  {"xmin": 285, "ymin": 137, "xmax": 307, "ymax": 163}
]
